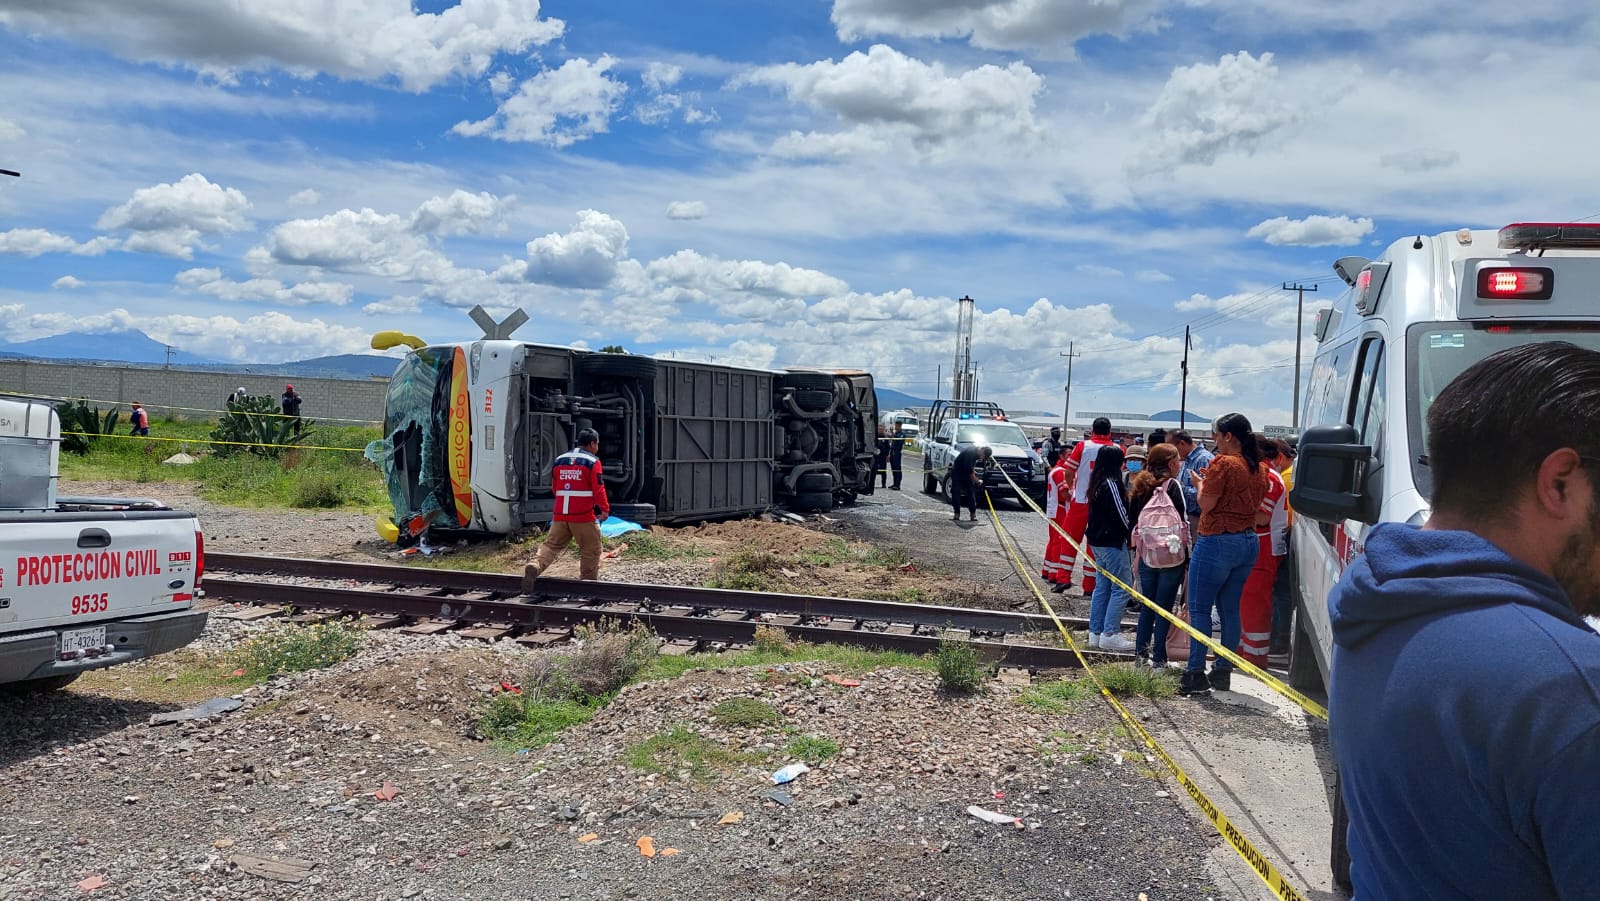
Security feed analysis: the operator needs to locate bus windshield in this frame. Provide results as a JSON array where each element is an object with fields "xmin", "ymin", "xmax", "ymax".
[
  {"xmin": 1408, "ymin": 323, "xmax": 1600, "ymax": 497},
  {"xmin": 364, "ymin": 347, "xmax": 455, "ymax": 537}
]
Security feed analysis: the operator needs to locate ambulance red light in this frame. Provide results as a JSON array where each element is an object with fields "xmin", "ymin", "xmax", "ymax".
[
  {"xmin": 1498, "ymin": 223, "xmax": 1600, "ymax": 251},
  {"xmin": 1476, "ymin": 267, "xmax": 1553, "ymax": 301}
]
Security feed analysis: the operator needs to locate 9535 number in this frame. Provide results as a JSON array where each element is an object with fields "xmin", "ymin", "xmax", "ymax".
[{"xmin": 71, "ymin": 593, "xmax": 109, "ymax": 615}]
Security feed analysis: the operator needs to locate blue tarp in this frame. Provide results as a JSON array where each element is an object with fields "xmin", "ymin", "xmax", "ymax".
[{"xmin": 599, "ymin": 517, "xmax": 644, "ymax": 538}]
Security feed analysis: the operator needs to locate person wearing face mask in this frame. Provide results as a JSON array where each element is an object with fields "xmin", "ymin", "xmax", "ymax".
[
  {"xmin": 1329, "ymin": 342, "xmax": 1600, "ymax": 899},
  {"xmin": 1123, "ymin": 442, "xmax": 1147, "ymax": 492}
]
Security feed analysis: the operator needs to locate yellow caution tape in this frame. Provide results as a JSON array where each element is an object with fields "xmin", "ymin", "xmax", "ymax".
[
  {"xmin": 981, "ymin": 492, "xmax": 1310, "ymax": 901},
  {"xmin": 60, "ymin": 430, "xmax": 370, "ymax": 453},
  {"xmin": 18, "ymin": 391, "xmax": 382, "ymax": 426},
  {"xmin": 997, "ymin": 468, "xmax": 1328, "ymax": 722}
]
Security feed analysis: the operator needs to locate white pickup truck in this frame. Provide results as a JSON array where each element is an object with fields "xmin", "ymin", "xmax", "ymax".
[{"xmin": 0, "ymin": 397, "xmax": 207, "ymax": 692}]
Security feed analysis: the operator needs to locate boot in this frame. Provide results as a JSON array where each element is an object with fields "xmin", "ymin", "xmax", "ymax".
[
  {"xmin": 521, "ymin": 563, "xmax": 541, "ymax": 595},
  {"xmin": 1178, "ymin": 670, "xmax": 1211, "ymax": 696}
]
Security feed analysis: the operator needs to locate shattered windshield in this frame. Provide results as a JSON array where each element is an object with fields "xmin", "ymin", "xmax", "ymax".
[{"xmin": 364, "ymin": 348, "xmax": 454, "ymax": 537}]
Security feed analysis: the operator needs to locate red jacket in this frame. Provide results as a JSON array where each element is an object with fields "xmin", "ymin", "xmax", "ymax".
[{"xmin": 551, "ymin": 447, "xmax": 610, "ymax": 523}]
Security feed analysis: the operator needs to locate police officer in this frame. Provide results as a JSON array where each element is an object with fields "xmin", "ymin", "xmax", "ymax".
[
  {"xmin": 1042, "ymin": 426, "xmax": 1066, "ymax": 467},
  {"xmin": 887, "ymin": 422, "xmax": 906, "ymax": 490},
  {"xmin": 522, "ymin": 428, "xmax": 611, "ymax": 590}
]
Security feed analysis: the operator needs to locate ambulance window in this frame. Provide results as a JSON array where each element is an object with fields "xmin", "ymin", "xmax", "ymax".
[
  {"xmin": 1348, "ymin": 337, "xmax": 1386, "ymax": 449},
  {"xmin": 1304, "ymin": 338, "xmax": 1357, "ymax": 428}
]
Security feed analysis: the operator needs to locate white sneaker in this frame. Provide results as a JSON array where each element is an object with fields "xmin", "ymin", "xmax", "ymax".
[
  {"xmin": 1100, "ymin": 632, "xmax": 1136, "ymax": 652},
  {"xmin": 1087, "ymin": 632, "xmax": 1102, "ymax": 649}
]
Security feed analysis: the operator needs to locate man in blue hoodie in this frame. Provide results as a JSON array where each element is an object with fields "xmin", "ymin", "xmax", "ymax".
[{"xmin": 1329, "ymin": 341, "xmax": 1600, "ymax": 899}]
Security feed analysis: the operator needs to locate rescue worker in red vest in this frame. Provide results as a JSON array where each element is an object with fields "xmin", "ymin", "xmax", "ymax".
[
  {"xmin": 1057, "ymin": 417, "xmax": 1118, "ymax": 594},
  {"xmin": 522, "ymin": 428, "xmax": 611, "ymax": 591}
]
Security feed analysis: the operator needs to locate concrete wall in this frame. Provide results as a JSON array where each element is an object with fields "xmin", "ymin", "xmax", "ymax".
[{"xmin": 0, "ymin": 360, "xmax": 389, "ymax": 426}]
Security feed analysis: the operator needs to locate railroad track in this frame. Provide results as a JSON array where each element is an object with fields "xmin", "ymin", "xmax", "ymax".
[{"xmin": 202, "ymin": 553, "xmax": 1097, "ymax": 668}]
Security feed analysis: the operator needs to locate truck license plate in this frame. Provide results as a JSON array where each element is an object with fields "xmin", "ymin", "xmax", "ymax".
[{"xmin": 60, "ymin": 626, "xmax": 107, "ymax": 653}]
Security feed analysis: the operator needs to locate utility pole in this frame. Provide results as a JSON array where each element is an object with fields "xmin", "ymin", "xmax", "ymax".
[
  {"xmin": 164, "ymin": 345, "xmax": 175, "ymax": 369},
  {"xmin": 935, "ymin": 365, "xmax": 942, "ymax": 402},
  {"xmin": 1059, "ymin": 342, "xmax": 1080, "ymax": 430},
  {"xmin": 1179, "ymin": 326, "xmax": 1191, "ymax": 428},
  {"xmin": 1283, "ymin": 281, "xmax": 1319, "ymax": 430}
]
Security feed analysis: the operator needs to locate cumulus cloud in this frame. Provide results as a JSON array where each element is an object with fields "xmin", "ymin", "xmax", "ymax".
[
  {"xmin": 409, "ymin": 190, "xmax": 513, "ymax": 235},
  {"xmin": 1378, "ymin": 148, "xmax": 1460, "ymax": 172},
  {"xmin": 1246, "ymin": 214, "xmax": 1374, "ymax": 246},
  {"xmin": 362, "ymin": 295, "xmax": 422, "ymax": 316},
  {"xmin": 262, "ymin": 190, "xmax": 510, "ymax": 282},
  {"xmin": 520, "ymin": 209, "xmax": 630, "ymax": 289},
  {"xmin": 645, "ymin": 250, "xmax": 850, "ymax": 302},
  {"xmin": 51, "ymin": 275, "xmax": 85, "ymax": 289},
  {"xmin": 737, "ymin": 44, "xmax": 1043, "ymax": 156},
  {"xmin": 643, "ymin": 62, "xmax": 682, "ymax": 92},
  {"xmin": 830, "ymin": 0, "xmax": 1162, "ymax": 53},
  {"xmin": 666, "ymin": 201, "xmax": 708, "ymax": 220},
  {"xmin": 0, "ymin": 229, "xmax": 117, "ymax": 257},
  {"xmin": 452, "ymin": 56, "xmax": 626, "ymax": 147},
  {"xmin": 0, "ymin": 0, "xmax": 565, "ymax": 91},
  {"xmin": 287, "ymin": 188, "xmax": 321, "ymax": 206},
  {"xmin": 96, "ymin": 173, "xmax": 251, "ymax": 260},
  {"xmin": 176, "ymin": 267, "xmax": 354, "ymax": 306},
  {"xmin": 1134, "ymin": 51, "xmax": 1313, "ymax": 172}
]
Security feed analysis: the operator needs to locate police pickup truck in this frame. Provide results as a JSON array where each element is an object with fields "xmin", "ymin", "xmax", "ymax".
[
  {"xmin": 0, "ymin": 397, "xmax": 206, "ymax": 692},
  {"xmin": 920, "ymin": 400, "xmax": 1047, "ymax": 503}
]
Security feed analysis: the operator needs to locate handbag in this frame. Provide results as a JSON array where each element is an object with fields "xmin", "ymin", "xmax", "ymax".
[{"xmin": 1164, "ymin": 601, "xmax": 1191, "ymax": 659}]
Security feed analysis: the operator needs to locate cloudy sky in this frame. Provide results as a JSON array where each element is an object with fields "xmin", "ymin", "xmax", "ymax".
[{"xmin": 2, "ymin": 0, "xmax": 1595, "ymax": 428}]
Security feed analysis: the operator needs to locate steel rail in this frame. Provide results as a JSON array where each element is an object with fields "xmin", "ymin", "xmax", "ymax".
[
  {"xmin": 203, "ymin": 553, "xmax": 1088, "ymax": 633},
  {"xmin": 200, "ymin": 576, "xmax": 1084, "ymax": 668}
]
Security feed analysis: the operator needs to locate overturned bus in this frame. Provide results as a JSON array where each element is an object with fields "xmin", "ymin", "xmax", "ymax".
[{"xmin": 365, "ymin": 310, "xmax": 878, "ymax": 543}]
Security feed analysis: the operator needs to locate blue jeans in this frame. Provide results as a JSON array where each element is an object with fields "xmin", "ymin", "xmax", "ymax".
[
  {"xmin": 1088, "ymin": 544, "xmax": 1134, "ymax": 635},
  {"xmin": 1185, "ymin": 531, "xmax": 1259, "ymax": 674},
  {"xmin": 1135, "ymin": 561, "xmax": 1185, "ymax": 662}
]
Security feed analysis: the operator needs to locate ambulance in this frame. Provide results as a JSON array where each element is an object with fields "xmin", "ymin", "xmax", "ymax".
[{"xmin": 1288, "ymin": 222, "xmax": 1600, "ymax": 887}]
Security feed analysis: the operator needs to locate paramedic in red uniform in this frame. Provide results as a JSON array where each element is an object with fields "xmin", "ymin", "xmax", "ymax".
[
  {"xmin": 1237, "ymin": 435, "xmax": 1288, "ymax": 666},
  {"xmin": 1058, "ymin": 417, "xmax": 1118, "ymax": 594},
  {"xmin": 522, "ymin": 428, "xmax": 611, "ymax": 589},
  {"xmin": 1042, "ymin": 450, "xmax": 1073, "ymax": 590}
]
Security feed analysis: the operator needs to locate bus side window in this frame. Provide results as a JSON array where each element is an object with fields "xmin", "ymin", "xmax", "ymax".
[
  {"xmin": 1306, "ymin": 337, "xmax": 1358, "ymax": 544},
  {"xmin": 1352, "ymin": 339, "xmax": 1386, "ymax": 449}
]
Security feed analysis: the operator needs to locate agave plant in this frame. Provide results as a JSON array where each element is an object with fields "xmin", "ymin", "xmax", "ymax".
[
  {"xmin": 56, "ymin": 399, "xmax": 121, "ymax": 455},
  {"xmin": 210, "ymin": 394, "xmax": 314, "ymax": 457}
]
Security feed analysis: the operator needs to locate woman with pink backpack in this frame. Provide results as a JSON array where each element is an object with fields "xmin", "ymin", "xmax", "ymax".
[{"xmin": 1128, "ymin": 443, "xmax": 1189, "ymax": 667}]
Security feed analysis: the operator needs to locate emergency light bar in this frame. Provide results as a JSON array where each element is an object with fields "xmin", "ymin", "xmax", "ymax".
[
  {"xmin": 1499, "ymin": 223, "xmax": 1600, "ymax": 251},
  {"xmin": 1476, "ymin": 266, "xmax": 1554, "ymax": 301}
]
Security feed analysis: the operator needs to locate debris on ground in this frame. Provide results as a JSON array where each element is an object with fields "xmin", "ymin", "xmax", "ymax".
[{"xmin": 147, "ymin": 696, "xmax": 242, "ymax": 725}]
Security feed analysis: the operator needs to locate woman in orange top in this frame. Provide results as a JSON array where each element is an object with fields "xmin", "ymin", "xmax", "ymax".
[{"xmin": 1179, "ymin": 412, "xmax": 1269, "ymax": 696}]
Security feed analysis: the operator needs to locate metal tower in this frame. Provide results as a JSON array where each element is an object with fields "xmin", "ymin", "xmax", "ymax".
[{"xmin": 952, "ymin": 295, "xmax": 976, "ymax": 400}]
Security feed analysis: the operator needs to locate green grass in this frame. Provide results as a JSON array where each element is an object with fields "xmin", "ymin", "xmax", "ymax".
[
  {"xmin": 711, "ymin": 697, "xmax": 781, "ymax": 728},
  {"xmin": 237, "ymin": 620, "xmax": 364, "ymax": 677},
  {"xmin": 1019, "ymin": 678, "xmax": 1093, "ymax": 713},
  {"xmin": 57, "ymin": 416, "xmax": 387, "ymax": 511},
  {"xmin": 1091, "ymin": 663, "xmax": 1179, "ymax": 699},
  {"xmin": 640, "ymin": 643, "xmax": 934, "ymax": 683},
  {"xmin": 625, "ymin": 727, "xmax": 762, "ymax": 781},
  {"xmin": 784, "ymin": 735, "xmax": 841, "ymax": 763},
  {"xmin": 479, "ymin": 693, "xmax": 599, "ymax": 748},
  {"xmin": 611, "ymin": 531, "xmax": 706, "ymax": 561},
  {"xmin": 706, "ymin": 538, "xmax": 919, "ymax": 592}
]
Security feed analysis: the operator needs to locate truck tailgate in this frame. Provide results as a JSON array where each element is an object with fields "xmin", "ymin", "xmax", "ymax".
[{"xmin": 2, "ymin": 510, "xmax": 201, "ymax": 634}]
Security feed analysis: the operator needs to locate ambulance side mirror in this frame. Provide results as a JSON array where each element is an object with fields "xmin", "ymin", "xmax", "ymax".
[{"xmin": 1291, "ymin": 424, "xmax": 1378, "ymax": 525}]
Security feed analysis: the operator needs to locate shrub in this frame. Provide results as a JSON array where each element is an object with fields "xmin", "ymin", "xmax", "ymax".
[
  {"xmin": 238, "ymin": 620, "xmax": 362, "ymax": 676},
  {"xmin": 1020, "ymin": 679, "xmax": 1091, "ymax": 713},
  {"xmin": 752, "ymin": 625, "xmax": 795, "ymax": 654},
  {"xmin": 935, "ymin": 639, "xmax": 983, "ymax": 694},
  {"xmin": 291, "ymin": 472, "xmax": 348, "ymax": 508},
  {"xmin": 712, "ymin": 697, "xmax": 780, "ymax": 728},
  {"xmin": 785, "ymin": 735, "xmax": 841, "ymax": 763},
  {"xmin": 565, "ymin": 620, "xmax": 659, "ymax": 699}
]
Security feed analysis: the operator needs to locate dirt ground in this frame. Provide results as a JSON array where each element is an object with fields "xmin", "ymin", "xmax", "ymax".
[{"xmin": 11, "ymin": 479, "xmax": 1339, "ymax": 900}]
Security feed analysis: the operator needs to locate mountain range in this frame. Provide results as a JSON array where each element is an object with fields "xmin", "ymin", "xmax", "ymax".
[{"xmin": 0, "ymin": 329, "xmax": 402, "ymax": 379}]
